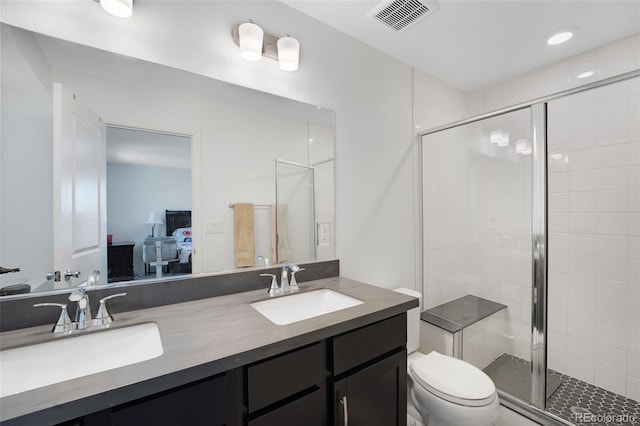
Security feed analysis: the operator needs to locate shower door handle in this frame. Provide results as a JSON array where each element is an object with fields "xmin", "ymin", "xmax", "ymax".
[{"xmin": 339, "ymin": 395, "xmax": 348, "ymax": 426}]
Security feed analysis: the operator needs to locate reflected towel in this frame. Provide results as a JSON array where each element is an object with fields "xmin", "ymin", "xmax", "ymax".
[
  {"xmin": 270, "ymin": 204, "xmax": 292, "ymax": 264},
  {"xmin": 234, "ymin": 203, "xmax": 255, "ymax": 268}
]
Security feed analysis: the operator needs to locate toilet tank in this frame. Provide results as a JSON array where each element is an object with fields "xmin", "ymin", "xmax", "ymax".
[{"xmin": 393, "ymin": 287, "xmax": 421, "ymax": 354}]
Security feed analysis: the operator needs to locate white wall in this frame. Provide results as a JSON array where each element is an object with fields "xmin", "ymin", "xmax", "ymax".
[
  {"xmin": 106, "ymin": 162, "xmax": 192, "ymax": 276},
  {"xmin": 1, "ymin": 1, "xmax": 414, "ymax": 290},
  {"xmin": 0, "ymin": 26, "xmax": 53, "ymax": 289}
]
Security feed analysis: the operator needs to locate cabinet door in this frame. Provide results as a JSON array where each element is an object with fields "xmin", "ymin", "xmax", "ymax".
[{"xmin": 333, "ymin": 349, "xmax": 407, "ymax": 426}]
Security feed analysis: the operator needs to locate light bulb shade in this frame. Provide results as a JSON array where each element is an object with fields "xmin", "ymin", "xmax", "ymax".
[
  {"xmin": 239, "ymin": 22, "xmax": 264, "ymax": 61},
  {"xmin": 277, "ymin": 36, "xmax": 300, "ymax": 72},
  {"xmin": 497, "ymin": 131, "xmax": 510, "ymax": 147},
  {"xmin": 490, "ymin": 130, "xmax": 503, "ymax": 144},
  {"xmin": 145, "ymin": 211, "xmax": 164, "ymax": 225},
  {"xmin": 100, "ymin": 0, "xmax": 132, "ymax": 18}
]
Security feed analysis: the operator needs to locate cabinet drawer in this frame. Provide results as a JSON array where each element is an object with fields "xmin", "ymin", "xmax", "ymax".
[
  {"xmin": 332, "ymin": 314, "xmax": 406, "ymax": 375},
  {"xmin": 247, "ymin": 342, "xmax": 323, "ymax": 412},
  {"xmin": 248, "ymin": 389, "xmax": 323, "ymax": 426}
]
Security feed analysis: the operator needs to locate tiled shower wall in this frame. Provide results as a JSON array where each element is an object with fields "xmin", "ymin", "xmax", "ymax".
[
  {"xmin": 546, "ymin": 77, "xmax": 640, "ymax": 399},
  {"xmin": 419, "ymin": 33, "xmax": 640, "ymax": 392},
  {"xmin": 459, "ymin": 33, "xmax": 639, "ymax": 398}
]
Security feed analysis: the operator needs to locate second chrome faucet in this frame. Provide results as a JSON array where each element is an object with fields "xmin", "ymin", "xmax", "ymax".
[{"xmin": 261, "ymin": 264, "xmax": 305, "ymax": 297}]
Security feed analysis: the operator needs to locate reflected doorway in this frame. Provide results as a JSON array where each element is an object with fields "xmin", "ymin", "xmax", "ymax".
[{"xmin": 105, "ymin": 126, "xmax": 192, "ymax": 282}]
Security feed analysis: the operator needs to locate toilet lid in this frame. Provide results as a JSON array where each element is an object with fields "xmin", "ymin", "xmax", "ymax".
[{"xmin": 409, "ymin": 351, "xmax": 496, "ymax": 407}]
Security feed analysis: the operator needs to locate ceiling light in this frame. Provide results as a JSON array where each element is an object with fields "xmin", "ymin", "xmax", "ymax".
[
  {"xmin": 547, "ymin": 31, "xmax": 573, "ymax": 46},
  {"xmin": 99, "ymin": 0, "xmax": 133, "ymax": 18},
  {"xmin": 238, "ymin": 22, "xmax": 264, "ymax": 62},
  {"xmin": 516, "ymin": 139, "xmax": 528, "ymax": 153},
  {"xmin": 277, "ymin": 35, "xmax": 300, "ymax": 72},
  {"xmin": 577, "ymin": 70, "xmax": 595, "ymax": 79}
]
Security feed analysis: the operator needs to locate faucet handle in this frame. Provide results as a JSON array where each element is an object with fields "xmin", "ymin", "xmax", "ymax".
[
  {"xmin": 33, "ymin": 303, "xmax": 73, "ymax": 333},
  {"xmin": 260, "ymin": 273, "xmax": 280, "ymax": 297},
  {"xmin": 288, "ymin": 268, "xmax": 305, "ymax": 291},
  {"xmin": 92, "ymin": 292, "xmax": 127, "ymax": 326}
]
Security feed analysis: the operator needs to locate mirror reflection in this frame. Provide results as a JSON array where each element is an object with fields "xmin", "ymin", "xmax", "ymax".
[{"xmin": 0, "ymin": 24, "xmax": 335, "ymax": 296}]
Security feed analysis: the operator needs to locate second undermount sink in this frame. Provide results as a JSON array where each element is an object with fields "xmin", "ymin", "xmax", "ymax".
[
  {"xmin": 250, "ymin": 288, "xmax": 364, "ymax": 325},
  {"xmin": 0, "ymin": 322, "xmax": 163, "ymax": 398}
]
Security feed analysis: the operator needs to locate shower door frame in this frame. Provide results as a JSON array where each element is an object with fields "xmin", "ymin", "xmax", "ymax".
[{"xmin": 417, "ymin": 68, "xmax": 640, "ymax": 425}]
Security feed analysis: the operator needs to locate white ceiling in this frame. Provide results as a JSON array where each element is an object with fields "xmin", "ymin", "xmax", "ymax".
[{"xmin": 283, "ymin": 0, "xmax": 640, "ymax": 92}]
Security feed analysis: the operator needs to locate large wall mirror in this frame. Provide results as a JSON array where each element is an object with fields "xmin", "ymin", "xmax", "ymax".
[{"xmin": 0, "ymin": 24, "xmax": 335, "ymax": 296}]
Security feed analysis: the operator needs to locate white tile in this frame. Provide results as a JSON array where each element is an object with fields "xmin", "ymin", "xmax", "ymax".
[
  {"xmin": 566, "ymin": 356, "xmax": 594, "ymax": 383},
  {"xmin": 598, "ymin": 97, "xmax": 630, "ymax": 125},
  {"xmin": 568, "ymin": 316, "xmax": 596, "ymax": 341},
  {"xmin": 628, "ymin": 306, "xmax": 640, "ymax": 331},
  {"xmin": 570, "ymin": 170, "xmax": 597, "ymax": 191},
  {"xmin": 596, "ymin": 79, "xmax": 631, "ymax": 102},
  {"xmin": 549, "ymin": 172, "xmax": 569, "ymax": 193},
  {"xmin": 630, "ymin": 236, "xmax": 640, "ymax": 260},
  {"xmin": 628, "ymin": 376, "xmax": 640, "ymax": 401},
  {"xmin": 569, "ymin": 213, "xmax": 597, "ymax": 234},
  {"xmin": 631, "ymin": 142, "xmax": 640, "ymax": 165},
  {"xmin": 498, "ymin": 406, "xmax": 540, "ymax": 426},
  {"xmin": 570, "ymin": 125, "xmax": 597, "ymax": 150},
  {"xmin": 596, "ymin": 322, "xmax": 627, "ymax": 351},
  {"xmin": 568, "ymin": 295, "xmax": 596, "ymax": 320},
  {"xmin": 629, "ymin": 329, "xmax": 640, "ymax": 354},
  {"xmin": 628, "ymin": 352, "xmax": 640, "ymax": 377},
  {"xmin": 549, "ymin": 252, "xmax": 569, "ymax": 274},
  {"xmin": 630, "ymin": 213, "xmax": 640, "ymax": 236},
  {"xmin": 595, "ymin": 344, "xmax": 627, "ymax": 373},
  {"xmin": 630, "ymin": 166, "xmax": 640, "ymax": 189},
  {"xmin": 571, "ymin": 191, "xmax": 597, "ymax": 212},
  {"xmin": 598, "ymin": 144, "xmax": 629, "ymax": 168},
  {"xmin": 594, "ymin": 366, "xmax": 627, "ymax": 395},
  {"xmin": 569, "ymin": 254, "xmax": 597, "ymax": 277},
  {"xmin": 630, "ymin": 260, "xmax": 640, "ymax": 284},
  {"xmin": 597, "ymin": 212, "xmax": 629, "ymax": 236},
  {"xmin": 570, "ymin": 148, "xmax": 597, "ymax": 170},
  {"xmin": 631, "ymin": 188, "xmax": 640, "ymax": 212},
  {"xmin": 569, "ymin": 234, "xmax": 597, "ymax": 256},
  {"xmin": 596, "ymin": 279, "xmax": 628, "ymax": 304},
  {"xmin": 549, "ymin": 291, "xmax": 568, "ymax": 314},
  {"xmin": 597, "ymin": 39, "xmax": 631, "ymax": 80},
  {"xmin": 548, "ymin": 151, "xmax": 570, "ymax": 173},
  {"xmin": 567, "ymin": 335, "xmax": 595, "ymax": 363},
  {"xmin": 549, "ymin": 330, "xmax": 569, "ymax": 352},
  {"xmin": 548, "ymin": 349, "xmax": 567, "ymax": 372},
  {"xmin": 549, "ymin": 310, "xmax": 568, "ymax": 332},
  {"xmin": 597, "ymin": 235, "xmax": 629, "ymax": 259},
  {"xmin": 596, "ymin": 300, "xmax": 628, "ymax": 328},
  {"xmin": 549, "ymin": 192, "xmax": 569, "ymax": 213},
  {"xmin": 598, "ymin": 120, "xmax": 630, "ymax": 146},
  {"xmin": 598, "ymin": 190, "xmax": 629, "ymax": 213},
  {"xmin": 569, "ymin": 274, "xmax": 596, "ymax": 298},
  {"xmin": 598, "ymin": 167, "xmax": 629, "ymax": 190},
  {"xmin": 549, "ymin": 232, "xmax": 569, "ymax": 254}
]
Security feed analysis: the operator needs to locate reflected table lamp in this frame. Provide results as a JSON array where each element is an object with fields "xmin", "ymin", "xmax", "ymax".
[{"xmin": 145, "ymin": 211, "xmax": 164, "ymax": 238}]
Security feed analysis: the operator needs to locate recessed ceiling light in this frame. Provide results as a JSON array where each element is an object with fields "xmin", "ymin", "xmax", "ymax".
[
  {"xmin": 547, "ymin": 31, "xmax": 573, "ymax": 46},
  {"xmin": 577, "ymin": 70, "xmax": 595, "ymax": 79}
]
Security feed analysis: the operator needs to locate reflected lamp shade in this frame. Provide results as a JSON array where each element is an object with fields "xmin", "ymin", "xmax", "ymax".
[
  {"xmin": 100, "ymin": 0, "xmax": 133, "ymax": 18},
  {"xmin": 145, "ymin": 211, "xmax": 164, "ymax": 238},
  {"xmin": 277, "ymin": 36, "xmax": 300, "ymax": 72},
  {"xmin": 239, "ymin": 22, "xmax": 264, "ymax": 61}
]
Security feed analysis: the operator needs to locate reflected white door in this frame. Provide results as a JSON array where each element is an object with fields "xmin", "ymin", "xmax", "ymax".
[{"xmin": 53, "ymin": 83, "xmax": 106, "ymax": 288}]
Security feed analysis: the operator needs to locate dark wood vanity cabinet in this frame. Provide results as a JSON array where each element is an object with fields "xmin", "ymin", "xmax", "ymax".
[{"xmin": 55, "ymin": 314, "xmax": 407, "ymax": 426}]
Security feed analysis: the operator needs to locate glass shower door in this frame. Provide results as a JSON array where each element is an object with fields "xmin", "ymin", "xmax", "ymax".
[
  {"xmin": 421, "ymin": 107, "xmax": 542, "ymax": 406},
  {"xmin": 275, "ymin": 160, "xmax": 315, "ymax": 264}
]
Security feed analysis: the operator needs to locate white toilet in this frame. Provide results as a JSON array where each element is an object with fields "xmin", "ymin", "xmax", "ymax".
[{"xmin": 395, "ymin": 288, "xmax": 500, "ymax": 426}]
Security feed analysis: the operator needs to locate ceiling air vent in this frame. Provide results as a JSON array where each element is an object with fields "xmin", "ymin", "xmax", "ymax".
[{"xmin": 368, "ymin": 0, "xmax": 439, "ymax": 33}]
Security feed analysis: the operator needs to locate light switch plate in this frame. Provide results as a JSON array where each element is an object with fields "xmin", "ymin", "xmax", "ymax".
[{"xmin": 206, "ymin": 220, "xmax": 223, "ymax": 234}]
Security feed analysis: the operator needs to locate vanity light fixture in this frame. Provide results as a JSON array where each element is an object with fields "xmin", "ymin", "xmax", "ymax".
[
  {"xmin": 99, "ymin": 0, "xmax": 133, "ymax": 18},
  {"xmin": 490, "ymin": 130, "xmax": 503, "ymax": 144},
  {"xmin": 233, "ymin": 22, "xmax": 300, "ymax": 72},
  {"xmin": 238, "ymin": 22, "xmax": 264, "ymax": 61},
  {"xmin": 496, "ymin": 131, "xmax": 510, "ymax": 147}
]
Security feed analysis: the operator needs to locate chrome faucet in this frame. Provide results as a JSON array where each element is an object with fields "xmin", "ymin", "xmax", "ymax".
[
  {"xmin": 256, "ymin": 256, "xmax": 271, "ymax": 267},
  {"xmin": 69, "ymin": 287, "xmax": 91, "ymax": 330},
  {"xmin": 280, "ymin": 264, "xmax": 301, "ymax": 293}
]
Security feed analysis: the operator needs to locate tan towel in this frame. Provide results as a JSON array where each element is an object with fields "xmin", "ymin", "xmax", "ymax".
[
  {"xmin": 234, "ymin": 203, "xmax": 255, "ymax": 268},
  {"xmin": 270, "ymin": 204, "xmax": 292, "ymax": 264}
]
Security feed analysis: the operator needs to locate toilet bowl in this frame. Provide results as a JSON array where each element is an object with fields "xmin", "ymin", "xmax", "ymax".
[{"xmin": 395, "ymin": 288, "xmax": 500, "ymax": 426}]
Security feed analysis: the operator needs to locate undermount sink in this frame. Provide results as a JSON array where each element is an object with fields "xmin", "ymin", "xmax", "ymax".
[
  {"xmin": 250, "ymin": 288, "xmax": 364, "ymax": 325},
  {"xmin": 0, "ymin": 322, "xmax": 163, "ymax": 398}
]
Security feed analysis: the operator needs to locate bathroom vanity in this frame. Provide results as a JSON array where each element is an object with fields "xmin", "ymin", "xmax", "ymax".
[{"xmin": 0, "ymin": 277, "xmax": 417, "ymax": 426}]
